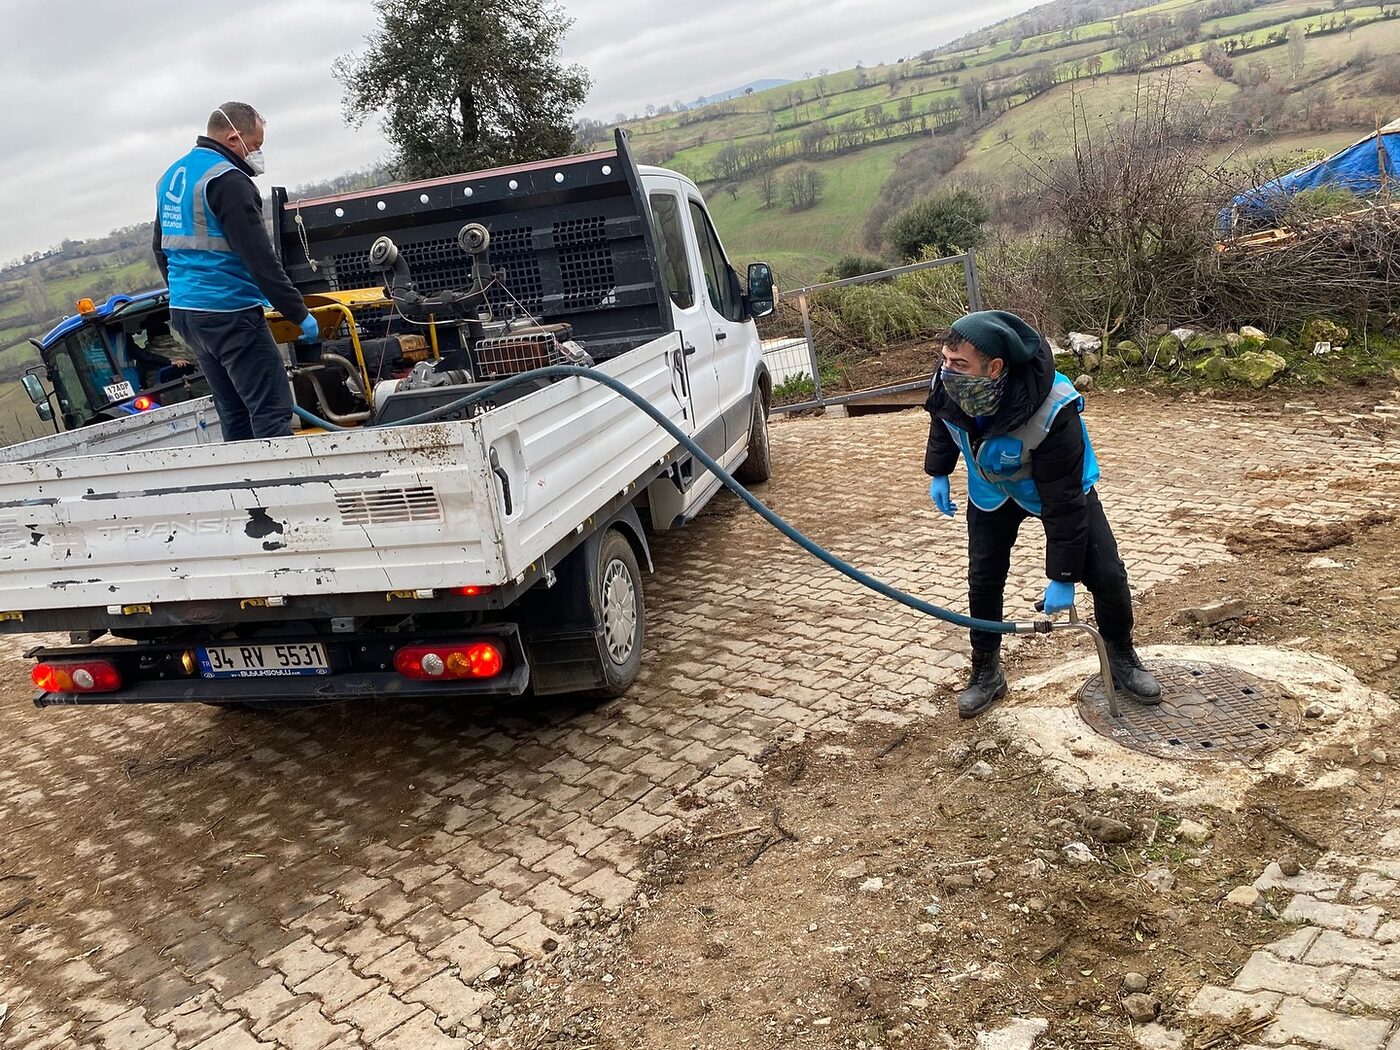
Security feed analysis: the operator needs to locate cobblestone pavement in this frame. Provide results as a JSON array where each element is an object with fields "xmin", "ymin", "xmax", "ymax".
[
  {"xmin": 1, "ymin": 391, "xmax": 1398, "ymax": 1049},
  {"xmin": 1148, "ymin": 825, "xmax": 1400, "ymax": 1050}
]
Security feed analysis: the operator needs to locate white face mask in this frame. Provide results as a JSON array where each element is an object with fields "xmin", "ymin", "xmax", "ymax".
[{"xmin": 216, "ymin": 106, "xmax": 266, "ymax": 175}]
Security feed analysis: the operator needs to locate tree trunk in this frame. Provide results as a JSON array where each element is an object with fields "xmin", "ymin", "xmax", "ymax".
[{"xmin": 458, "ymin": 84, "xmax": 480, "ymax": 146}]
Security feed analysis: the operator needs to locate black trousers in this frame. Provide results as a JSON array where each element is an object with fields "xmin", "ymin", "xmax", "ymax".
[
  {"xmin": 967, "ymin": 488, "xmax": 1134, "ymax": 653},
  {"xmin": 172, "ymin": 307, "xmax": 293, "ymax": 441}
]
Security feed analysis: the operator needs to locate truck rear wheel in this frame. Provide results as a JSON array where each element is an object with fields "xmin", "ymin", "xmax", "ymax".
[
  {"xmin": 732, "ymin": 390, "xmax": 772, "ymax": 484},
  {"xmin": 590, "ymin": 529, "xmax": 645, "ymax": 698}
]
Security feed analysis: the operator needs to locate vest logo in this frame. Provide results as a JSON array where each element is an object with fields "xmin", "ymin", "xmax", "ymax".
[{"xmin": 164, "ymin": 166, "xmax": 187, "ymax": 204}]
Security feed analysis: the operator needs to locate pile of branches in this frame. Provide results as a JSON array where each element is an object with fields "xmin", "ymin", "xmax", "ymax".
[
  {"xmin": 1213, "ymin": 201, "xmax": 1400, "ymax": 331},
  {"xmin": 987, "ymin": 70, "xmax": 1400, "ymax": 337}
]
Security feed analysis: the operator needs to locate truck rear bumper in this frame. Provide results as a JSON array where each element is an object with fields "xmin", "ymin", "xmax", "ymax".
[
  {"xmin": 34, "ymin": 666, "xmax": 530, "ymax": 707},
  {"xmin": 29, "ymin": 625, "xmax": 530, "ymax": 708}
]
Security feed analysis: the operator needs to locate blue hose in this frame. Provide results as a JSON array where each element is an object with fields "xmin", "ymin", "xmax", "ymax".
[{"xmin": 294, "ymin": 365, "xmax": 1038, "ymax": 636}]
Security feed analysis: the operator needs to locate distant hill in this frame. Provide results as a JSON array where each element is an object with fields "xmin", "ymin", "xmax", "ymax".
[
  {"xmin": 614, "ymin": 0, "xmax": 1397, "ymax": 279},
  {"xmin": 690, "ymin": 78, "xmax": 794, "ymax": 108}
]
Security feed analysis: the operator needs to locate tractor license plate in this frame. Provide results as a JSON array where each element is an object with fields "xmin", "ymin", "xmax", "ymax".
[
  {"xmin": 198, "ymin": 642, "xmax": 330, "ymax": 678},
  {"xmin": 103, "ymin": 380, "xmax": 135, "ymax": 403}
]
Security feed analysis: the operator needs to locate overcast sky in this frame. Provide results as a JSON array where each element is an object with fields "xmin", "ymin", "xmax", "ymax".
[{"xmin": 1, "ymin": 0, "xmax": 1033, "ymax": 265}]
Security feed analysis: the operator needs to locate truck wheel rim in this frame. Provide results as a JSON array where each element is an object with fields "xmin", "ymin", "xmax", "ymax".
[{"xmin": 602, "ymin": 560, "xmax": 637, "ymax": 664}]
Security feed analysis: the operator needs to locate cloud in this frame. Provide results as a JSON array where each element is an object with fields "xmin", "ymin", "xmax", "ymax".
[{"xmin": 1, "ymin": 0, "xmax": 1032, "ymax": 264}]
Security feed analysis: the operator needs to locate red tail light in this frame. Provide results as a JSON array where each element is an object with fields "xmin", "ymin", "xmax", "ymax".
[
  {"xmin": 452, "ymin": 585, "xmax": 494, "ymax": 597},
  {"xmin": 33, "ymin": 660, "xmax": 122, "ymax": 693},
  {"xmin": 133, "ymin": 396, "xmax": 157, "ymax": 411},
  {"xmin": 394, "ymin": 642, "xmax": 504, "ymax": 680}
]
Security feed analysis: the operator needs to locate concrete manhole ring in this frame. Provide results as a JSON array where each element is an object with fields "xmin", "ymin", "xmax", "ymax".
[{"xmin": 1077, "ymin": 660, "xmax": 1301, "ymax": 762}]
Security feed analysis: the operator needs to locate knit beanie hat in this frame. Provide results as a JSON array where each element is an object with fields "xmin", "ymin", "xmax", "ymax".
[{"xmin": 949, "ymin": 310, "xmax": 1042, "ymax": 365}]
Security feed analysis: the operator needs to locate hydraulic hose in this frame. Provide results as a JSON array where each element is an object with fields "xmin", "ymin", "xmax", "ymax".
[{"xmin": 293, "ymin": 364, "xmax": 1043, "ymax": 638}]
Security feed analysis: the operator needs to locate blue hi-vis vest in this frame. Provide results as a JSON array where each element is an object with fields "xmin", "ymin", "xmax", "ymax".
[
  {"xmin": 157, "ymin": 147, "xmax": 269, "ymax": 312},
  {"xmin": 944, "ymin": 373, "xmax": 1101, "ymax": 515}
]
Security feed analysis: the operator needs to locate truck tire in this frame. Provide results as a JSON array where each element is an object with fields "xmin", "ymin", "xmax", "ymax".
[
  {"xmin": 589, "ymin": 528, "xmax": 645, "ymax": 699},
  {"xmin": 732, "ymin": 390, "xmax": 772, "ymax": 484}
]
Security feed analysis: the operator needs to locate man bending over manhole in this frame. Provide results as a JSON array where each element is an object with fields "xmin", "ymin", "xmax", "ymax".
[{"xmin": 924, "ymin": 310, "xmax": 1161, "ymax": 718}]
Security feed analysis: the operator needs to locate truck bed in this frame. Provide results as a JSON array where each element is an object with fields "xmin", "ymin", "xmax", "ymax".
[{"xmin": 0, "ymin": 333, "xmax": 685, "ymax": 628}]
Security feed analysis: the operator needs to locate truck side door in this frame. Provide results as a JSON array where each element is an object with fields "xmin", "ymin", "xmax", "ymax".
[
  {"xmin": 648, "ymin": 185, "xmax": 724, "ymax": 457},
  {"xmin": 687, "ymin": 197, "xmax": 754, "ymax": 463}
]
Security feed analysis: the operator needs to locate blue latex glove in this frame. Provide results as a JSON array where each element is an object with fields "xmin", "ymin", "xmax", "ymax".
[
  {"xmin": 1042, "ymin": 579, "xmax": 1076, "ymax": 614},
  {"xmin": 976, "ymin": 435, "xmax": 1024, "ymax": 477},
  {"xmin": 929, "ymin": 475, "xmax": 956, "ymax": 518},
  {"xmin": 297, "ymin": 314, "xmax": 319, "ymax": 343}
]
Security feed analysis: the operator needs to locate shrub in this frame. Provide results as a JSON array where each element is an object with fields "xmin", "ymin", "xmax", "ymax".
[
  {"xmin": 882, "ymin": 190, "xmax": 990, "ymax": 261},
  {"xmin": 819, "ymin": 283, "xmax": 931, "ymax": 346},
  {"xmin": 826, "ymin": 255, "xmax": 892, "ymax": 280}
]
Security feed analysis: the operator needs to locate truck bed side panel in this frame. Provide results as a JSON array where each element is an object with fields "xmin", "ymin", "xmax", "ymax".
[
  {"xmin": 0, "ymin": 422, "xmax": 504, "ymax": 611},
  {"xmin": 0, "ymin": 398, "xmax": 224, "ymax": 465},
  {"xmin": 476, "ymin": 333, "xmax": 688, "ymax": 580}
]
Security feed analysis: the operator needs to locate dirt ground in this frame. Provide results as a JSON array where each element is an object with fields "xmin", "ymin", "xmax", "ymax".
[
  {"xmin": 2, "ymin": 386, "xmax": 1397, "ymax": 1050},
  {"xmin": 514, "ymin": 396, "xmax": 1400, "ymax": 1050}
]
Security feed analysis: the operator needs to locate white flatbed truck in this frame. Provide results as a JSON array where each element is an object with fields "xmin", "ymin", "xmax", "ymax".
[{"xmin": 0, "ymin": 131, "xmax": 776, "ymax": 708}]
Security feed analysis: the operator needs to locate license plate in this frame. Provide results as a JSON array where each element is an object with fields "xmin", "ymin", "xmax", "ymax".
[
  {"xmin": 103, "ymin": 380, "xmax": 135, "ymax": 403},
  {"xmin": 198, "ymin": 642, "xmax": 330, "ymax": 678}
]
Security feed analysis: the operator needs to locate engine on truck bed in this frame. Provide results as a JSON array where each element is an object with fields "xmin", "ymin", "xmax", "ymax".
[
  {"xmin": 270, "ymin": 131, "xmax": 679, "ymax": 432},
  {"xmin": 278, "ymin": 220, "xmax": 594, "ymax": 428}
]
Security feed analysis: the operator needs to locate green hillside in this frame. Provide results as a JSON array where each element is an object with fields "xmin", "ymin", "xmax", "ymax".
[
  {"xmin": 614, "ymin": 0, "xmax": 1396, "ymax": 280},
  {"xmin": 2, "ymin": 0, "xmax": 1393, "ymax": 411}
]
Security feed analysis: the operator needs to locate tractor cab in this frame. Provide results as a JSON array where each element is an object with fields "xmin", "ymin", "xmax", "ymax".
[{"xmin": 21, "ymin": 290, "xmax": 209, "ymax": 431}]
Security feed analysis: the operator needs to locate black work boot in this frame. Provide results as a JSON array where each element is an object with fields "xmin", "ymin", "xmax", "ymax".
[
  {"xmin": 958, "ymin": 649, "xmax": 1008, "ymax": 719},
  {"xmin": 1106, "ymin": 639, "xmax": 1163, "ymax": 706}
]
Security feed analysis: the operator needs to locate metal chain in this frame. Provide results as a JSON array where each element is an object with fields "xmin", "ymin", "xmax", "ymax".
[{"xmin": 293, "ymin": 201, "xmax": 319, "ymax": 273}]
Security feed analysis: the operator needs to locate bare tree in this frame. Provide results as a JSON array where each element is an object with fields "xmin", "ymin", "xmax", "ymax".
[
  {"xmin": 22, "ymin": 277, "xmax": 52, "ymax": 319},
  {"xmin": 759, "ymin": 169, "xmax": 778, "ymax": 209},
  {"xmin": 783, "ymin": 166, "xmax": 825, "ymax": 210},
  {"xmin": 1288, "ymin": 22, "xmax": 1307, "ymax": 78}
]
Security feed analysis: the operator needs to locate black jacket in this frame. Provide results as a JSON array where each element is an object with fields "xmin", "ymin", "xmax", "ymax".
[
  {"xmin": 152, "ymin": 137, "xmax": 309, "ymax": 324},
  {"xmin": 924, "ymin": 337, "xmax": 1091, "ymax": 582}
]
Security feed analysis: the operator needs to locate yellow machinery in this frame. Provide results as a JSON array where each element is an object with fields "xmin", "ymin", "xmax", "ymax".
[{"xmin": 265, "ymin": 289, "xmax": 441, "ymax": 429}]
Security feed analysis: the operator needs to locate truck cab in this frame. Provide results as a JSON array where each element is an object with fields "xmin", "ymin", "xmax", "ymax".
[{"xmin": 20, "ymin": 290, "xmax": 208, "ymax": 432}]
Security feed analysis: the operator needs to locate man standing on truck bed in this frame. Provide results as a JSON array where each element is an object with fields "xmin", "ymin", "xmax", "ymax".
[
  {"xmin": 924, "ymin": 310, "xmax": 1162, "ymax": 718},
  {"xmin": 152, "ymin": 102, "xmax": 317, "ymax": 440}
]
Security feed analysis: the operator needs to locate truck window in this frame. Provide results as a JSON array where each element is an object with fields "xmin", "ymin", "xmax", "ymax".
[
  {"xmin": 688, "ymin": 200, "xmax": 741, "ymax": 322},
  {"xmin": 649, "ymin": 193, "xmax": 695, "ymax": 310}
]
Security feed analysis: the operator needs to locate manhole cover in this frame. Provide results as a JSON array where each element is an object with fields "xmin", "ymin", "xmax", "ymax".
[{"xmin": 1077, "ymin": 660, "xmax": 1299, "ymax": 762}]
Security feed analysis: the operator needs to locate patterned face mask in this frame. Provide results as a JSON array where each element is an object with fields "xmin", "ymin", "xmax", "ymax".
[{"xmin": 940, "ymin": 367, "xmax": 1006, "ymax": 418}]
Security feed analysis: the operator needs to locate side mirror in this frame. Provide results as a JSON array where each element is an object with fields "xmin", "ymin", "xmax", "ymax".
[
  {"xmin": 747, "ymin": 262, "xmax": 775, "ymax": 318},
  {"xmin": 21, "ymin": 373, "xmax": 47, "ymax": 405},
  {"xmin": 36, "ymin": 401, "xmax": 54, "ymax": 423}
]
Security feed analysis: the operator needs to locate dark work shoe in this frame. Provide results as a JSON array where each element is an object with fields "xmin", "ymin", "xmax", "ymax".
[
  {"xmin": 958, "ymin": 649, "xmax": 1008, "ymax": 719},
  {"xmin": 1106, "ymin": 639, "xmax": 1163, "ymax": 706}
]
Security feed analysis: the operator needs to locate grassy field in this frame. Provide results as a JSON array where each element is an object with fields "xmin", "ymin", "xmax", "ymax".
[
  {"xmin": 705, "ymin": 140, "xmax": 915, "ymax": 283},
  {"xmin": 946, "ymin": 64, "xmax": 1239, "ymax": 182},
  {"xmin": 0, "ymin": 380, "xmax": 52, "ymax": 448}
]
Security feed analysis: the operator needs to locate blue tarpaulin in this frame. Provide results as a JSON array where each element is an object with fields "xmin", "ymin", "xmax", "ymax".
[{"xmin": 1221, "ymin": 119, "xmax": 1398, "ymax": 230}]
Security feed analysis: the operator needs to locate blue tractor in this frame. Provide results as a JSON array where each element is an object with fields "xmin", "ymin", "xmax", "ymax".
[{"xmin": 19, "ymin": 289, "xmax": 209, "ymax": 433}]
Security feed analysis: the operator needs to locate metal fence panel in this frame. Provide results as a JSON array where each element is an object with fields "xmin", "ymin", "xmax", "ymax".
[{"xmin": 755, "ymin": 254, "xmax": 983, "ymax": 413}]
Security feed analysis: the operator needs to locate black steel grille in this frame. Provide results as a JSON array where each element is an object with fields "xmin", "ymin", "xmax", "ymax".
[
  {"xmin": 554, "ymin": 216, "xmax": 616, "ymax": 309},
  {"xmin": 330, "ymin": 227, "xmax": 544, "ymax": 315}
]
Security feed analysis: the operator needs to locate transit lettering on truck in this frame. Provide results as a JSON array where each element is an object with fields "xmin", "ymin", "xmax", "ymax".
[{"xmin": 93, "ymin": 518, "xmax": 243, "ymax": 540}]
